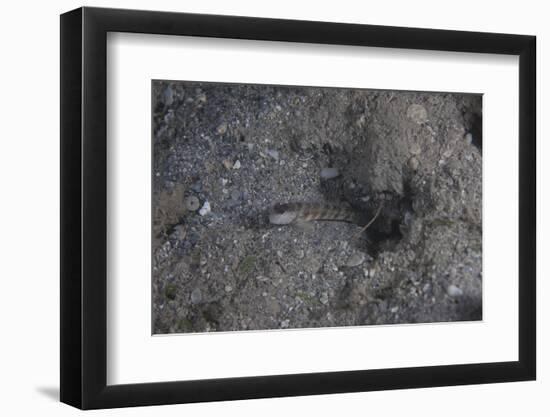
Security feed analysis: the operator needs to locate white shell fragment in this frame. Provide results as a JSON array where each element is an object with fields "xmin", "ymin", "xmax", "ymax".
[
  {"xmin": 446, "ymin": 284, "xmax": 464, "ymax": 298},
  {"xmin": 198, "ymin": 201, "xmax": 211, "ymax": 216},
  {"xmin": 407, "ymin": 103, "xmax": 428, "ymax": 124},
  {"xmin": 216, "ymin": 122, "xmax": 227, "ymax": 135},
  {"xmin": 346, "ymin": 253, "xmax": 365, "ymax": 267},
  {"xmin": 320, "ymin": 167, "xmax": 340, "ymax": 179}
]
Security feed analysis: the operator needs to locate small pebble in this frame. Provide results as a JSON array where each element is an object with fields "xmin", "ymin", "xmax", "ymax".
[
  {"xmin": 163, "ymin": 87, "xmax": 173, "ymax": 106},
  {"xmin": 281, "ymin": 319, "xmax": 290, "ymax": 328},
  {"xmin": 407, "ymin": 103, "xmax": 428, "ymax": 124},
  {"xmin": 216, "ymin": 122, "xmax": 227, "ymax": 135},
  {"xmin": 346, "ymin": 253, "xmax": 365, "ymax": 267},
  {"xmin": 223, "ymin": 159, "xmax": 233, "ymax": 170},
  {"xmin": 233, "ymin": 160, "xmax": 241, "ymax": 170},
  {"xmin": 172, "ymin": 225, "xmax": 187, "ymax": 240},
  {"xmin": 464, "ymin": 133, "xmax": 473, "ymax": 145},
  {"xmin": 296, "ymin": 250, "xmax": 305, "ymax": 259},
  {"xmin": 266, "ymin": 149, "xmax": 279, "ymax": 160},
  {"xmin": 447, "ymin": 284, "xmax": 464, "ymax": 298},
  {"xmin": 391, "ymin": 306, "xmax": 399, "ymax": 313},
  {"xmin": 225, "ymin": 284, "xmax": 233, "ymax": 292},
  {"xmin": 320, "ymin": 292, "xmax": 329, "ymax": 305},
  {"xmin": 231, "ymin": 189, "xmax": 242, "ymax": 201},
  {"xmin": 190, "ymin": 288, "xmax": 202, "ymax": 304},
  {"xmin": 187, "ymin": 232, "xmax": 200, "ymax": 246},
  {"xmin": 443, "ymin": 148, "xmax": 453, "ymax": 158},
  {"xmin": 409, "ymin": 156, "xmax": 419, "ymax": 171},
  {"xmin": 198, "ymin": 201, "xmax": 211, "ymax": 216},
  {"xmin": 190, "ymin": 182, "xmax": 202, "ymax": 192},
  {"xmin": 320, "ymin": 167, "xmax": 340, "ymax": 179},
  {"xmin": 184, "ymin": 195, "xmax": 200, "ymax": 211}
]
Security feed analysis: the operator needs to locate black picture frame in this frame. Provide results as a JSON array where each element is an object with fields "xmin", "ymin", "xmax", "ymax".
[{"xmin": 60, "ymin": 6, "xmax": 536, "ymax": 410}]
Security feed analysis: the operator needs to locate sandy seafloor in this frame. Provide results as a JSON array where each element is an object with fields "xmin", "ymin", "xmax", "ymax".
[{"xmin": 151, "ymin": 80, "xmax": 482, "ymax": 334}]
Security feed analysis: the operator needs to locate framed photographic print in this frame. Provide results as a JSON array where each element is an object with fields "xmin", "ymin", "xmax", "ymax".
[{"xmin": 60, "ymin": 6, "xmax": 536, "ymax": 409}]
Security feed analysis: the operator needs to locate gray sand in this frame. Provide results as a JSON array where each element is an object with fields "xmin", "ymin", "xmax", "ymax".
[{"xmin": 151, "ymin": 81, "xmax": 482, "ymax": 334}]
